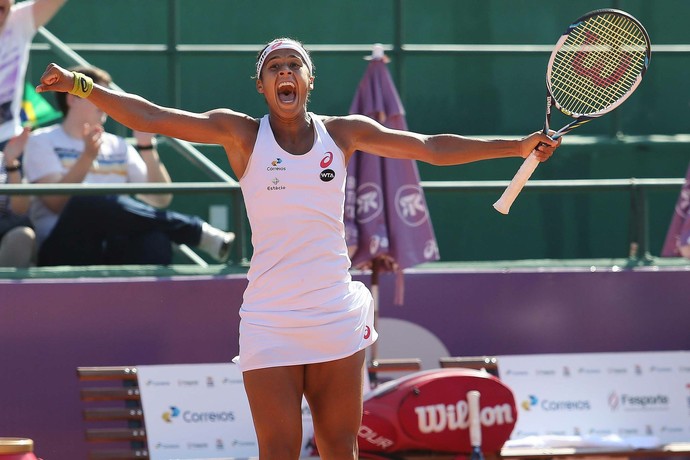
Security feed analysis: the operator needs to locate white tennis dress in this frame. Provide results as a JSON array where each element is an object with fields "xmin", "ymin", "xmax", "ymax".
[{"xmin": 236, "ymin": 113, "xmax": 377, "ymax": 372}]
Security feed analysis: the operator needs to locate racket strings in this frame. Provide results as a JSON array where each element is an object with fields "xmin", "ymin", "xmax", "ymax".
[{"xmin": 550, "ymin": 13, "xmax": 647, "ymax": 116}]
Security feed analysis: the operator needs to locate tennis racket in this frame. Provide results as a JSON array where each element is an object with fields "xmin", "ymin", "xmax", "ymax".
[{"xmin": 493, "ymin": 9, "xmax": 651, "ymax": 214}]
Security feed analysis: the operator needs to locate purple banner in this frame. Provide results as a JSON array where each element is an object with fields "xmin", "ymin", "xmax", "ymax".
[{"xmin": 1, "ymin": 268, "xmax": 689, "ymax": 460}]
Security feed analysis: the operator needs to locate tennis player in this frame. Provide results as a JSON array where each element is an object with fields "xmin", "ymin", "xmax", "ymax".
[{"xmin": 36, "ymin": 38, "xmax": 559, "ymax": 459}]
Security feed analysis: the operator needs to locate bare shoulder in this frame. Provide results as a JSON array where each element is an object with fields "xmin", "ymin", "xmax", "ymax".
[
  {"xmin": 322, "ymin": 114, "xmax": 378, "ymax": 156},
  {"xmin": 322, "ymin": 114, "xmax": 373, "ymax": 129},
  {"xmin": 207, "ymin": 109, "xmax": 260, "ymax": 151},
  {"xmin": 207, "ymin": 108, "xmax": 259, "ymax": 129}
]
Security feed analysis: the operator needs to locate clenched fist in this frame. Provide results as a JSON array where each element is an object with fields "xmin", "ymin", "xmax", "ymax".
[{"xmin": 36, "ymin": 63, "xmax": 75, "ymax": 94}]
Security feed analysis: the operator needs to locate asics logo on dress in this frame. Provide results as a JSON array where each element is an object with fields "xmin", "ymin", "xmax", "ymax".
[{"xmin": 320, "ymin": 151, "xmax": 334, "ymax": 168}]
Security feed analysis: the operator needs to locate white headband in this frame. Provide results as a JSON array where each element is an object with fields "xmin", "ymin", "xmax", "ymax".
[{"xmin": 256, "ymin": 39, "xmax": 313, "ymax": 78}]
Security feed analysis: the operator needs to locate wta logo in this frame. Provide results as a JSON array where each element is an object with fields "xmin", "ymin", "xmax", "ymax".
[{"xmin": 320, "ymin": 169, "xmax": 335, "ymax": 182}]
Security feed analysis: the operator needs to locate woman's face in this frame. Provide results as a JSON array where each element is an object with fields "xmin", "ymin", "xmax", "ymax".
[{"xmin": 256, "ymin": 49, "xmax": 314, "ymax": 115}]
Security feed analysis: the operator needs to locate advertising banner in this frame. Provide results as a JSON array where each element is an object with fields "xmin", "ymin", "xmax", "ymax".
[
  {"xmin": 138, "ymin": 363, "xmax": 314, "ymax": 460},
  {"xmin": 138, "ymin": 363, "xmax": 257, "ymax": 459},
  {"xmin": 498, "ymin": 351, "xmax": 690, "ymax": 444}
]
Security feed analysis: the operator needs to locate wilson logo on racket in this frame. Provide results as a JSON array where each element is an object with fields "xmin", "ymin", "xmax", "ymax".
[{"xmin": 572, "ymin": 30, "xmax": 633, "ymax": 88}]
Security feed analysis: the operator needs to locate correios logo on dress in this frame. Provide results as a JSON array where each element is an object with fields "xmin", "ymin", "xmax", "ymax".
[{"xmin": 268, "ymin": 158, "xmax": 286, "ymax": 171}]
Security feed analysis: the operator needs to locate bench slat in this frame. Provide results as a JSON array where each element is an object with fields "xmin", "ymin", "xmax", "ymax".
[
  {"xmin": 368, "ymin": 358, "xmax": 422, "ymax": 372},
  {"xmin": 85, "ymin": 428, "xmax": 146, "ymax": 442},
  {"xmin": 78, "ymin": 366, "xmax": 139, "ymax": 381},
  {"xmin": 80, "ymin": 387, "xmax": 141, "ymax": 401},
  {"xmin": 83, "ymin": 407, "xmax": 144, "ymax": 421},
  {"xmin": 87, "ymin": 448, "xmax": 149, "ymax": 460}
]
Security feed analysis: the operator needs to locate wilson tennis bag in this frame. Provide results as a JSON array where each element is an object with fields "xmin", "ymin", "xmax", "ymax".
[{"xmin": 358, "ymin": 368, "xmax": 517, "ymax": 455}]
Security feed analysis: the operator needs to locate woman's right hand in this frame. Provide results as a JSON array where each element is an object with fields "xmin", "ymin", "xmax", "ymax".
[{"xmin": 36, "ymin": 63, "xmax": 74, "ymax": 94}]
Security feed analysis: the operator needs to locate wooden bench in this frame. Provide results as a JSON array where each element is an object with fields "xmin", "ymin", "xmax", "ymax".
[
  {"xmin": 77, "ymin": 366, "xmax": 148, "ymax": 460},
  {"xmin": 439, "ymin": 355, "xmax": 500, "ymax": 376},
  {"xmin": 76, "ymin": 359, "xmax": 423, "ymax": 459}
]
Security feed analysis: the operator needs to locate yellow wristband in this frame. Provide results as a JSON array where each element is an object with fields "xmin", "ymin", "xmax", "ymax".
[{"xmin": 70, "ymin": 72, "xmax": 94, "ymax": 98}]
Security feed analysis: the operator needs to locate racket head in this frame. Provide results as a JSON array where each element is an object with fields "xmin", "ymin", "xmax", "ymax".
[{"xmin": 546, "ymin": 9, "xmax": 651, "ymax": 119}]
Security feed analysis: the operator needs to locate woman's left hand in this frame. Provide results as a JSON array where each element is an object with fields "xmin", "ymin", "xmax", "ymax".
[{"xmin": 3, "ymin": 127, "xmax": 31, "ymax": 163}]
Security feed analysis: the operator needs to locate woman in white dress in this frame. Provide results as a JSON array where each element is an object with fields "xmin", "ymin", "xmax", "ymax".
[{"xmin": 35, "ymin": 38, "xmax": 560, "ymax": 459}]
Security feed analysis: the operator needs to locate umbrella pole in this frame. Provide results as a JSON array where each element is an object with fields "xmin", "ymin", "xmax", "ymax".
[{"xmin": 368, "ymin": 259, "xmax": 381, "ymax": 375}]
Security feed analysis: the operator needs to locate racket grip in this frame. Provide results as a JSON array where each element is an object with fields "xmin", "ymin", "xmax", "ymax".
[
  {"xmin": 492, "ymin": 151, "xmax": 540, "ymax": 214},
  {"xmin": 468, "ymin": 390, "xmax": 482, "ymax": 447}
]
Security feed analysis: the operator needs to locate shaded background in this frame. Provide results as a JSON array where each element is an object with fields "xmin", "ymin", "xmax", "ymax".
[{"xmin": 22, "ymin": 0, "xmax": 690, "ymax": 261}]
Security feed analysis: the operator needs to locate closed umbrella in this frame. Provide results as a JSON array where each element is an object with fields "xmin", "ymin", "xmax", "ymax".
[
  {"xmin": 661, "ymin": 161, "xmax": 690, "ymax": 257},
  {"xmin": 345, "ymin": 44, "xmax": 440, "ymax": 363}
]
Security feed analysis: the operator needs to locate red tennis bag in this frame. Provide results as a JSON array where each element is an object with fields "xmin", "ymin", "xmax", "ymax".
[{"xmin": 358, "ymin": 368, "xmax": 517, "ymax": 455}]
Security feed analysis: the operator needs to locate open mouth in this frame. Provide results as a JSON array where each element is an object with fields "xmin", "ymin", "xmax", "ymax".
[{"xmin": 277, "ymin": 81, "xmax": 297, "ymax": 104}]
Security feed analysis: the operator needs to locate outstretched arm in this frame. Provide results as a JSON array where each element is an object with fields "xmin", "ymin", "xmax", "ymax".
[
  {"xmin": 32, "ymin": 0, "xmax": 67, "ymax": 29},
  {"xmin": 328, "ymin": 114, "xmax": 560, "ymax": 165},
  {"xmin": 36, "ymin": 63, "xmax": 253, "ymax": 149}
]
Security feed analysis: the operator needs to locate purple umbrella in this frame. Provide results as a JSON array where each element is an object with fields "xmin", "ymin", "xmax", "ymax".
[
  {"xmin": 661, "ymin": 161, "xmax": 690, "ymax": 257},
  {"xmin": 344, "ymin": 45, "xmax": 440, "ymax": 361}
]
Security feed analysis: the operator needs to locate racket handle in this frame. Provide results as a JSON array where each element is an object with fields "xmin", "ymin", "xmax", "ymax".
[
  {"xmin": 468, "ymin": 390, "xmax": 482, "ymax": 447},
  {"xmin": 492, "ymin": 151, "xmax": 540, "ymax": 214}
]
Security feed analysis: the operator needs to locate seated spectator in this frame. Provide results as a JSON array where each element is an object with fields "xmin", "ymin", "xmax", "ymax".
[
  {"xmin": 0, "ymin": 127, "xmax": 35, "ymax": 267},
  {"xmin": 23, "ymin": 65, "xmax": 234, "ymax": 266},
  {"xmin": 1, "ymin": 0, "xmax": 68, "ymax": 146}
]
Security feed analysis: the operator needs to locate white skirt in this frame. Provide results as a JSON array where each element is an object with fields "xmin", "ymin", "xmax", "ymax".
[{"xmin": 235, "ymin": 281, "xmax": 377, "ymax": 372}]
